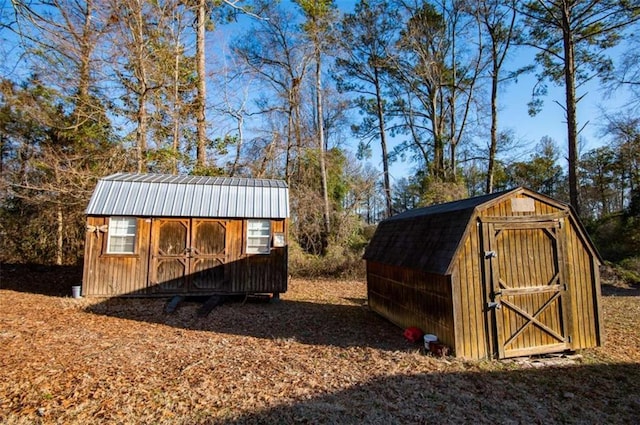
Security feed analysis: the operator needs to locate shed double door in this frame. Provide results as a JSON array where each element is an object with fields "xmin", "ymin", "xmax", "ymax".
[
  {"xmin": 482, "ymin": 215, "xmax": 571, "ymax": 359},
  {"xmin": 149, "ymin": 219, "xmax": 228, "ymax": 293}
]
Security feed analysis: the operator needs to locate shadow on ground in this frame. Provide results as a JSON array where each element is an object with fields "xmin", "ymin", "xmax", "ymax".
[
  {"xmin": 4, "ymin": 263, "xmax": 638, "ymax": 353},
  {"xmin": 0, "ymin": 263, "xmax": 406, "ymax": 350},
  {"xmin": 0, "ymin": 263, "xmax": 83, "ymax": 297},
  {"xmin": 85, "ymin": 295, "xmax": 406, "ymax": 351},
  {"xmin": 601, "ymin": 282, "xmax": 640, "ymax": 297},
  {"xmin": 208, "ymin": 362, "xmax": 640, "ymax": 424}
]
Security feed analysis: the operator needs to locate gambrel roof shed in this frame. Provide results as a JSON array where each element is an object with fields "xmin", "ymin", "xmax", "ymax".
[
  {"xmin": 364, "ymin": 187, "xmax": 603, "ymax": 360},
  {"xmin": 82, "ymin": 173, "xmax": 290, "ymax": 298}
]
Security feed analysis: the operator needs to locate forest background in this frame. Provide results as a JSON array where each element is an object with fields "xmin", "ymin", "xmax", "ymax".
[{"xmin": 1, "ymin": 0, "xmax": 640, "ymax": 280}]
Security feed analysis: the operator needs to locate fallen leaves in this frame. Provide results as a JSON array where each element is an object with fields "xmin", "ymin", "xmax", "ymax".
[{"xmin": 0, "ymin": 265, "xmax": 639, "ymax": 424}]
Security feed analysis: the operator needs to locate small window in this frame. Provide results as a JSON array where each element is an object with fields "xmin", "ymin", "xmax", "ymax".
[
  {"xmin": 247, "ymin": 219, "xmax": 271, "ymax": 254},
  {"xmin": 107, "ymin": 217, "xmax": 137, "ymax": 254}
]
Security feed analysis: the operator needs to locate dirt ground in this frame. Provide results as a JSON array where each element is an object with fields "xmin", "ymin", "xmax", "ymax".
[{"xmin": 1, "ymin": 264, "xmax": 639, "ymax": 424}]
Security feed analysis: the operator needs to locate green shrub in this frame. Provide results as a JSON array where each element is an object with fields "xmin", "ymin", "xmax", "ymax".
[
  {"xmin": 589, "ymin": 213, "xmax": 640, "ymax": 262},
  {"xmin": 617, "ymin": 257, "xmax": 640, "ymax": 284},
  {"xmin": 288, "ymin": 241, "xmax": 366, "ymax": 279}
]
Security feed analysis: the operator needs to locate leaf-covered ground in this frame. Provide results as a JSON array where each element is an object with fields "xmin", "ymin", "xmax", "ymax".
[{"xmin": 1, "ymin": 264, "xmax": 639, "ymax": 424}]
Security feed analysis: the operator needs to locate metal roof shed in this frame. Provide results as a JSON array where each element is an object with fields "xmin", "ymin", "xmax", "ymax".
[
  {"xmin": 364, "ymin": 187, "xmax": 603, "ymax": 360},
  {"xmin": 82, "ymin": 173, "xmax": 289, "ymax": 298}
]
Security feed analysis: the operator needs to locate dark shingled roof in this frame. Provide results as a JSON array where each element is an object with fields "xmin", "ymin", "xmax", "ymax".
[{"xmin": 363, "ymin": 188, "xmax": 517, "ymax": 275}]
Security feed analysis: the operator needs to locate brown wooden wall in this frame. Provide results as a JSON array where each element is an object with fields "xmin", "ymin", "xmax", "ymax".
[
  {"xmin": 367, "ymin": 261, "xmax": 455, "ymax": 349},
  {"xmin": 564, "ymin": 215, "xmax": 603, "ymax": 349},
  {"xmin": 83, "ymin": 216, "xmax": 152, "ymax": 296},
  {"xmin": 468, "ymin": 195, "xmax": 566, "ymax": 359},
  {"xmin": 225, "ymin": 219, "xmax": 288, "ymax": 294},
  {"xmin": 479, "ymin": 195, "xmax": 602, "ymax": 352},
  {"xmin": 365, "ymin": 192, "xmax": 602, "ymax": 360},
  {"xmin": 82, "ymin": 216, "xmax": 288, "ymax": 297},
  {"xmin": 449, "ymin": 228, "xmax": 487, "ymax": 359}
]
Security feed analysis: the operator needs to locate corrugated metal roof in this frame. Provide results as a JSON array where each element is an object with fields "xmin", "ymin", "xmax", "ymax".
[{"xmin": 86, "ymin": 173, "xmax": 289, "ymax": 218}]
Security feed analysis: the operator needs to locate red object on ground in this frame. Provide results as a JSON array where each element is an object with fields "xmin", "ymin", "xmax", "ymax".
[
  {"xmin": 403, "ymin": 327, "xmax": 424, "ymax": 343},
  {"xmin": 429, "ymin": 342, "xmax": 450, "ymax": 357}
]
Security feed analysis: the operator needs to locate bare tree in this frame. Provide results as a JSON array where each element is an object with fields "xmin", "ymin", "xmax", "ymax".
[
  {"xmin": 334, "ymin": 0, "xmax": 401, "ymax": 217},
  {"xmin": 7, "ymin": 0, "xmax": 117, "ymax": 263},
  {"xmin": 471, "ymin": 0, "xmax": 520, "ymax": 193},
  {"xmin": 107, "ymin": 0, "xmax": 163, "ymax": 172},
  {"xmin": 295, "ymin": 0, "xmax": 337, "ymax": 254},
  {"xmin": 231, "ymin": 2, "xmax": 312, "ymax": 182},
  {"xmin": 194, "ymin": 0, "xmax": 208, "ymax": 169},
  {"xmin": 391, "ymin": 0, "xmax": 484, "ymax": 186}
]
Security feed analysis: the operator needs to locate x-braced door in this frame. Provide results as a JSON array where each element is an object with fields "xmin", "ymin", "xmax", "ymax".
[
  {"xmin": 189, "ymin": 219, "xmax": 227, "ymax": 291},
  {"xmin": 150, "ymin": 219, "xmax": 227, "ymax": 293},
  {"xmin": 482, "ymin": 215, "xmax": 571, "ymax": 359}
]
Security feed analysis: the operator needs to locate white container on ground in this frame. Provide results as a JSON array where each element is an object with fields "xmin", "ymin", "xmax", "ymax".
[
  {"xmin": 71, "ymin": 286, "xmax": 82, "ymax": 298},
  {"xmin": 423, "ymin": 334, "xmax": 438, "ymax": 350}
]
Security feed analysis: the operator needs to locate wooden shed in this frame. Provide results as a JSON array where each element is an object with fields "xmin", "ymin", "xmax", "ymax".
[
  {"xmin": 363, "ymin": 187, "xmax": 603, "ymax": 360},
  {"xmin": 82, "ymin": 173, "xmax": 289, "ymax": 298}
]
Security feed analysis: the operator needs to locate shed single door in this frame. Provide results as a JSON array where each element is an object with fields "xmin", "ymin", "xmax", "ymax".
[
  {"xmin": 150, "ymin": 218, "xmax": 227, "ymax": 293},
  {"xmin": 482, "ymin": 215, "xmax": 571, "ymax": 359}
]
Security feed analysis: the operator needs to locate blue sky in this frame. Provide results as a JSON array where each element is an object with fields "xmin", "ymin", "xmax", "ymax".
[
  {"xmin": 215, "ymin": 0, "xmax": 634, "ymax": 184},
  {"xmin": 2, "ymin": 0, "xmax": 632, "ymax": 184}
]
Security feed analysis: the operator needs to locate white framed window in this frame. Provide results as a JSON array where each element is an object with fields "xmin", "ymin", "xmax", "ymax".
[
  {"xmin": 107, "ymin": 217, "xmax": 137, "ymax": 254},
  {"xmin": 247, "ymin": 219, "xmax": 271, "ymax": 254}
]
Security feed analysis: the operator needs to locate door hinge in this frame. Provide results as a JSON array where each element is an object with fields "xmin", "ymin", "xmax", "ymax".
[{"xmin": 484, "ymin": 250, "xmax": 497, "ymax": 259}]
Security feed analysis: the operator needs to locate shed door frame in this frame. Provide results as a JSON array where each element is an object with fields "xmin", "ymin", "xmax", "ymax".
[
  {"xmin": 149, "ymin": 218, "xmax": 228, "ymax": 293},
  {"xmin": 480, "ymin": 213, "xmax": 572, "ymax": 359}
]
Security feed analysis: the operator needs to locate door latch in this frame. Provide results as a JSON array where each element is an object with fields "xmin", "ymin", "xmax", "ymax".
[
  {"xmin": 484, "ymin": 250, "xmax": 497, "ymax": 259},
  {"xmin": 487, "ymin": 301, "xmax": 501, "ymax": 310}
]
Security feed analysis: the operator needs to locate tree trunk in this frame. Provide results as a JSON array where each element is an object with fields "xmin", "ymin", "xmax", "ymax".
[
  {"xmin": 562, "ymin": 2, "xmax": 580, "ymax": 214},
  {"xmin": 76, "ymin": 0, "xmax": 93, "ymax": 126},
  {"xmin": 486, "ymin": 49, "xmax": 499, "ymax": 194},
  {"xmin": 229, "ymin": 113, "xmax": 243, "ymax": 177},
  {"xmin": 292, "ymin": 84, "xmax": 304, "ymax": 182},
  {"xmin": 56, "ymin": 203, "xmax": 63, "ymax": 265},
  {"xmin": 136, "ymin": 89, "xmax": 148, "ymax": 173},
  {"xmin": 449, "ymin": 25, "xmax": 457, "ymax": 180},
  {"xmin": 374, "ymin": 67, "xmax": 392, "ymax": 217},
  {"xmin": 172, "ymin": 42, "xmax": 181, "ymax": 175},
  {"xmin": 315, "ymin": 47, "xmax": 330, "ymax": 255},
  {"xmin": 133, "ymin": 0, "xmax": 148, "ymax": 173},
  {"xmin": 195, "ymin": 0, "xmax": 207, "ymax": 168},
  {"xmin": 285, "ymin": 106, "xmax": 294, "ymax": 183},
  {"xmin": 432, "ymin": 92, "xmax": 444, "ymax": 179}
]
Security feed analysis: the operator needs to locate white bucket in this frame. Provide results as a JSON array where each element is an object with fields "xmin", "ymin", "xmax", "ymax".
[
  {"xmin": 424, "ymin": 334, "xmax": 438, "ymax": 349},
  {"xmin": 71, "ymin": 286, "xmax": 82, "ymax": 298}
]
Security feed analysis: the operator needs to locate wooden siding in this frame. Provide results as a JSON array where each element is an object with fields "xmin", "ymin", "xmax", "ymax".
[
  {"xmin": 479, "ymin": 197, "xmax": 568, "ymax": 358},
  {"xmin": 367, "ymin": 261, "xmax": 455, "ymax": 350},
  {"xmin": 226, "ymin": 219, "xmax": 288, "ymax": 294},
  {"xmin": 450, "ymin": 223, "xmax": 487, "ymax": 359},
  {"xmin": 482, "ymin": 195, "xmax": 602, "ymax": 351},
  {"xmin": 480, "ymin": 216, "xmax": 571, "ymax": 358},
  {"xmin": 365, "ymin": 188, "xmax": 602, "ymax": 360},
  {"xmin": 83, "ymin": 216, "xmax": 152, "ymax": 296},
  {"xmin": 82, "ymin": 217, "xmax": 287, "ymax": 297},
  {"xmin": 564, "ymin": 216, "xmax": 602, "ymax": 349},
  {"xmin": 480, "ymin": 193, "xmax": 561, "ymax": 217}
]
